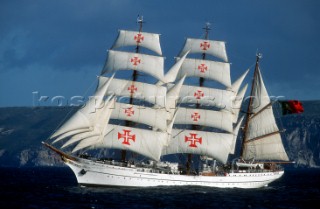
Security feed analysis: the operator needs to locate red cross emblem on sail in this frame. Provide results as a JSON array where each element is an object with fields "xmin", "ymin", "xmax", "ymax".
[
  {"xmin": 194, "ymin": 90, "xmax": 204, "ymax": 99},
  {"xmin": 191, "ymin": 112, "xmax": 201, "ymax": 122},
  {"xmin": 118, "ymin": 129, "xmax": 136, "ymax": 145},
  {"xmin": 124, "ymin": 107, "xmax": 134, "ymax": 117},
  {"xmin": 128, "ymin": 84, "xmax": 137, "ymax": 94},
  {"xmin": 185, "ymin": 133, "xmax": 202, "ymax": 148},
  {"xmin": 200, "ymin": 41, "xmax": 210, "ymax": 50},
  {"xmin": 130, "ymin": 56, "xmax": 141, "ymax": 66},
  {"xmin": 198, "ymin": 63, "xmax": 208, "ymax": 73},
  {"xmin": 134, "ymin": 33, "xmax": 144, "ymax": 44}
]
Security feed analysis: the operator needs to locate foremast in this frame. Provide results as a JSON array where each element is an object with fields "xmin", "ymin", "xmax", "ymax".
[{"xmin": 122, "ymin": 15, "xmax": 144, "ymax": 161}]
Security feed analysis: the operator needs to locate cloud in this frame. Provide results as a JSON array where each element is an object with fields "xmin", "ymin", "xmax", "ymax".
[
  {"xmin": 1, "ymin": 0, "xmax": 320, "ymax": 106},
  {"xmin": 0, "ymin": 0, "xmax": 139, "ymax": 73}
]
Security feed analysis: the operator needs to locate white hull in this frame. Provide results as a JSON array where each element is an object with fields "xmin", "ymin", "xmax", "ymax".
[{"xmin": 64, "ymin": 158, "xmax": 284, "ymax": 189}]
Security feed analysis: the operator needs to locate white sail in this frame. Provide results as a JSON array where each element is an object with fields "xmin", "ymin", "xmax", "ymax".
[
  {"xmin": 165, "ymin": 76, "xmax": 186, "ymax": 119},
  {"xmin": 111, "ymin": 30, "xmax": 162, "ymax": 55},
  {"xmin": 101, "ymin": 50, "xmax": 164, "ymax": 81},
  {"xmin": 162, "ymin": 129, "xmax": 234, "ymax": 163},
  {"xmin": 72, "ymin": 134, "xmax": 108, "ymax": 153},
  {"xmin": 246, "ymin": 68, "xmax": 278, "ymax": 141},
  {"xmin": 81, "ymin": 125, "xmax": 168, "ymax": 161},
  {"xmin": 232, "ymin": 84, "xmax": 248, "ymax": 123},
  {"xmin": 61, "ymin": 97, "xmax": 115, "ymax": 149},
  {"xmin": 229, "ymin": 69, "xmax": 249, "ymax": 93},
  {"xmin": 156, "ymin": 51, "xmax": 189, "ymax": 85},
  {"xmin": 230, "ymin": 116, "xmax": 244, "ymax": 154},
  {"xmin": 110, "ymin": 102, "xmax": 169, "ymax": 131},
  {"xmin": 174, "ymin": 107, "xmax": 233, "ymax": 133},
  {"xmin": 178, "ymin": 84, "xmax": 235, "ymax": 112},
  {"xmin": 247, "ymin": 107, "xmax": 279, "ymax": 141},
  {"xmin": 251, "ymin": 67, "xmax": 271, "ymax": 113},
  {"xmin": 243, "ymin": 67, "xmax": 289, "ymax": 161},
  {"xmin": 51, "ymin": 75, "xmax": 115, "ymax": 140},
  {"xmin": 178, "ymin": 38, "xmax": 228, "ymax": 62},
  {"xmin": 62, "ymin": 131, "xmax": 100, "ymax": 149},
  {"xmin": 52, "ymin": 128, "xmax": 91, "ymax": 144},
  {"xmin": 98, "ymin": 77, "xmax": 167, "ymax": 107},
  {"xmin": 242, "ymin": 133, "xmax": 289, "ymax": 161},
  {"xmin": 176, "ymin": 58, "xmax": 231, "ymax": 87}
]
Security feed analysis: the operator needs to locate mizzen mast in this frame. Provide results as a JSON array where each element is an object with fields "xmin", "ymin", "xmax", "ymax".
[{"xmin": 240, "ymin": 53, "xmax": 262, "ymax": 159}]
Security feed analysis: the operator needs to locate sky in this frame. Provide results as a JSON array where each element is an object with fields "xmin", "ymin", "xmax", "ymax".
[{"xmin": 0, "ymin": 0, "xmax": 319, "ymax": 107}]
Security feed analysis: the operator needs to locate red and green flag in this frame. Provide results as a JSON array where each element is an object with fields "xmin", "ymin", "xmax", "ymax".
[{"xmin": 280, "ymin": 100, "xmax": 304, "ymax": 115}]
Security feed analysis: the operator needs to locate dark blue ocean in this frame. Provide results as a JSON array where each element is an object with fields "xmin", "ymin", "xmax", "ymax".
[{"xmin": 0, "ymin": 167, "xmax": 319, "ymax": 209}]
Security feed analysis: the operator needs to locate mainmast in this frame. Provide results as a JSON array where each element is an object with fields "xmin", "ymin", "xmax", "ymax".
[
  {"xmin": 121, "ymin": 15, "xmax": 145, "ymax": 161},
  {"xmin": 239, "ymin": 53, "xmax": 262, "ymax": 158},
  {"xmin": 186, "ymin": 22, "xmax": 211, "ymax": 174}
]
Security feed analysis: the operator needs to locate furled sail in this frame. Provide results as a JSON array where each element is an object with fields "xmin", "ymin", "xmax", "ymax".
[
  {"xmin": 176, "ymin": 58, "xmax": 231, "ymax": 87},
  {"xmin": 162, "ymin": 129, "xmax": 234, "ymax": 163},
  {"xmin": 111, "ymin": 30, "xmax": 162, "ymax": 55},
  {"xmin": 101, "ymin": 50, "xmax": 164, "ymax": 81},
  {"xmin": 178, "ymin": 38, "xmax": 228, "ymax": 62},
  {"xmin": 242, "ymin": 67, "xmax": 289, "ymax": 161}
]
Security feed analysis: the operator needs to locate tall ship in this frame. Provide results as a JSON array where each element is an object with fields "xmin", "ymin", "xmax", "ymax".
[{"xmin": 44, "ymin": 17, "xmax": 291, "ymax": 188}]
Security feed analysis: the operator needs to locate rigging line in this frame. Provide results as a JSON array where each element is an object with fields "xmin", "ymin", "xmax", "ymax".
[
  {"xmin": 173, "ymin": 129, "xmax": 185, "ymax": 138},
  {"xmin": 45, "ymin": 75, "xmax": 99, "ymax": 143},
  {"xmin": 274, "ymin": 101, "xmax": 286, "ymax": 129},
  {"xmin": 247, "ymin": 62, "xmax": 257, "ymax": 71}
]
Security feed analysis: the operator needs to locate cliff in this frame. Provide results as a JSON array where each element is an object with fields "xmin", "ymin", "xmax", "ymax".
[{"xmin": 0, "ymin": 102, "xmax": 319, "ymax": 168}]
